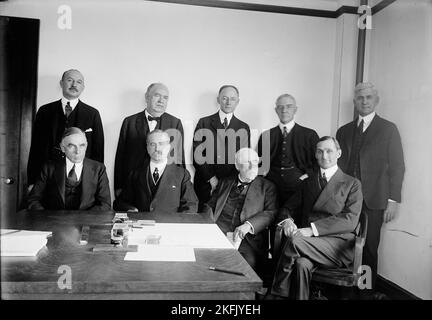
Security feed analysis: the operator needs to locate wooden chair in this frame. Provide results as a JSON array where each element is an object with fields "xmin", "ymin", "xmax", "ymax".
[{"xmin": 273, "ymin": 211, "xmax": 368, "ymax": 298}]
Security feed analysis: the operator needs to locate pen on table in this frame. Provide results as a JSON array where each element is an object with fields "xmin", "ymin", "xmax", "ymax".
[{"xmin": 208, "ymin": 266, "xmax": 245, "ymax": 276}]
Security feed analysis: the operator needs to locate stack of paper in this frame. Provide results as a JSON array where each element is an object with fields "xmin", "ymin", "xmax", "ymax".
[{"xmin": 1, "ymin": 229, "xmax": 52, "ymax": 257}]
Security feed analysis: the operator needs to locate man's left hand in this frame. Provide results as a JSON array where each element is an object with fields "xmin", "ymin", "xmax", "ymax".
[
  {"xmin": 294, "ymin": 227, "xmax": 313, "ymax": 237},
  {"xmin": 234, "ymin": 223, "xmax": 252, "ymax": 241},
  {"xmin": 384, "ymin": 201, "xmax": 399, "ymax": 223}
]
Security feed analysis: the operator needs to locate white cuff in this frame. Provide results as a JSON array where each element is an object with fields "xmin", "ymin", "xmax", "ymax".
[
  {"xmin": 311, "ymin": 223, "xmax": 319, "ymax": 237},
  {"xmin": 277, "ymin": 218, "xmax": 293, "ymax": 227},
  {"xmin": 388, "ymin": 199, "xmax": 396, "ymax": 203},
  {"xmin": 245, "ymin": 221, "xmax": 255, "ymax": 234}
]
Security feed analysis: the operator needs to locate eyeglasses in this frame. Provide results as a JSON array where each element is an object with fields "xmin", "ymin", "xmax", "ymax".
[{"xmin": 148, "ymin": 141, "xmax": 170, "ymax": 148}]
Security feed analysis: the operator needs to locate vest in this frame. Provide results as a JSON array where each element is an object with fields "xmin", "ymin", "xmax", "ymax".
[
  {"xmin": 65, "ymin": 174, "xmax": 82, "ymax": 210},
  {"xmin": 216, "ymin": 182, "xmax": 248, "ymax": 234}
]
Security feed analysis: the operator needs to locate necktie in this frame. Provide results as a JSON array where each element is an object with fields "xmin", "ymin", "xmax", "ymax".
[
  {"xmin": 319, "ymin": 172, "xmax": 327, "ymax": 189},
  {"xmin": 237, "ymin": 179, "xmax": 250, "ymax": 193},
  {"xmin": 68, "ymin": 164, "xmax": 77, "ymax": 182},
  {"xmin": 153, "ymin": 167, "xmax": 159, "ymax": 183},
  {"xmin": 358, "ymin": 119, "xmax": 365, "ymax": 134},
  {"xmin": 283, "ymin": 126, "xmax": 288, "ymax": 138},
  {"xmin": 148, "ymin": 115, "xmax": 160, "ymax": 122},
  {"xmin": 223, "ymin": 117, "xmax": 228, "ymax": 129},
  {"xmin": 65, "ymin": 102, "xmax": 72, "ymax": 118}
]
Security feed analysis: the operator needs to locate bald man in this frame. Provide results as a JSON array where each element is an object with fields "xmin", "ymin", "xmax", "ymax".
[
  {"xmin": 114, "ymin": 83, "xmax": 185, "ymax": 197},
  {"xmin": 203, "ymin": 148, "xmax": 277, "ymax": 277},
  {"xmin": 257, "ymin": 94, "xmax": 319, "ymax": 206},
  {"xmin": 27, "ymin": 69, "xmax": 105, "ymax": 187},
  {"xmin": 28, "ymin": 127, "xmax": 111, "ymax": 211}
]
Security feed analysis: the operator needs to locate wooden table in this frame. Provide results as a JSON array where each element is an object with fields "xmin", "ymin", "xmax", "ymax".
[{"xmin": 1, "ymin": 210, "xmax": 262, "ymax": 300}]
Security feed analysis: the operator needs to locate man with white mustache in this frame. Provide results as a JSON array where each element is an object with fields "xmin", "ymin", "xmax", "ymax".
[{"xmin": 203, "ymin": 148, "xmax": 278, "ymax": 277}]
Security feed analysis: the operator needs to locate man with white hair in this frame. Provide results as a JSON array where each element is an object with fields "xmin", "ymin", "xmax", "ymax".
[
  {"xmin": 336, "ymin": 82, "xmax": 405, "ymax": 298},
  {"xmin": 203, "ymin": 148, "xmax": 278, "ymax": 276}
]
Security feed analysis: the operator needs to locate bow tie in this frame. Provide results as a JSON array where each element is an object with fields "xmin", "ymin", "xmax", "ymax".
[{"xmin": 148, "ymin": 115, "xmax": 161, "ymax": 122}]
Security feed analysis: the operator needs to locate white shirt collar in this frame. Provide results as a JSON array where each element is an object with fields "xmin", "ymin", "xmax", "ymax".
[
  {"xmin": 358, "ymin": 112, "xmax": 376, "ymax": 131},
  {"xmin": 149, "ymin": 159, "xmax": 168, "ymax": 179},
  {"xmin": 65, "ymin": 157, "xmax": 83, "ymax": 181},
  {"xmin": 279, "ymin": 120, "xmax": 295, "ymax": 134},
  {"xmin": 320, "ymin": 165, "xmax": 338, "ymax": 182},
  {"xmin": 61, "ymin": 97, "xmax": 79, "ymax": 113},
  {"xmin": 218, "ymin": 110, "xmax": 233, "ymax": 125}
]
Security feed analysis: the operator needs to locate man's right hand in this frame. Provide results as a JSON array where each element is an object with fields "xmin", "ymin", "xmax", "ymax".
[
  {"xmin": 115, "ymin": 189, "xmax": 122, "ymax": 198},
  {"xmin": 282, "ymin": 219, "xmax": 298, "ymax": 237},
  {"xmin": 209, "ymin": 176, "xmax": 219, "ymax": 194},
  {"xmin": 27, "ymin": 184, "xmax": 34, "ymax": 192}
]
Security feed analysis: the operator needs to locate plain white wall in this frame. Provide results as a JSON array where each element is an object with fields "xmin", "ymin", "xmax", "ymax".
[
  {"xmin": 1, "ymin": 0, "xmax": 337, "ymax": 195},
  {"xmin": 367, "ymin": 0, "xmax": 432, "ymax": 299}
]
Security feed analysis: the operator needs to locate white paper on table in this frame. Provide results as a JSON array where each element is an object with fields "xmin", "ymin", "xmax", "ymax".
[
  {"xmin": 226, "ymin": 232, "xmax": 242, "ymax": 250},
  {"xmin": 124, "ymin": 245, "xmax": 196, "ymax": 261},
  {"xmin": 128, "ymin": 223, "xmax": 234, "ymax": 249},
  {"xmin": 1, "ymin": 229, "xmax": 52, "ymax": 256}
]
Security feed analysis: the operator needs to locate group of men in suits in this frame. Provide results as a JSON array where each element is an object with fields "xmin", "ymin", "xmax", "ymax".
[{"xmin": 26, "ymin": 68, "xmax": 405, "ymax": 299}]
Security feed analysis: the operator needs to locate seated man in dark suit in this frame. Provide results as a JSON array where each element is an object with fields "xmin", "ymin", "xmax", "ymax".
[
  {"xmin": 266, "ymin": 136, "xmax": 363, "ymax": 300},
  {"xmin": 203, "ymin": 148, "xmax": 278, "ymax": 277},
  {"xmin": 28, "ymin": 127, "xmax": 111, "ymax": 211},
  {"xmin": 114, "ymin": 130, "xmax": 198, "ymax": 213}
]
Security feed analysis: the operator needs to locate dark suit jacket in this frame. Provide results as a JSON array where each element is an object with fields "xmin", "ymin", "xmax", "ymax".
[
  {"xmin": 193, "ymin": 112, "xmax": 250, "ymax": 202},
  {"xmin": 27, "ymin": 99, "xmax": 104, "ymax": 184},
  {"xmin": 203, "ymin": 176, "xmax": 278, "ymax": 253},
  {"xmin": 257, "ymin": 123, "xmax": 319, "ymax": 175},
  {"xmin": 278, "ymin": 168, "xmax": 363, "ymax": 238},
  {"xmin": 114, "ymin": 163, "xmax": 198, "ymax": 213},
  {"xmin": 336, "ymin": 114, "xmax": 405, "ymax": 210},
  {"xmin": 27, "ymin": 158, "xmax": 111, "ymax": 211},
  {"xmin": 114, "ymin": 111, "xmax": 184, "ymax": 191}
]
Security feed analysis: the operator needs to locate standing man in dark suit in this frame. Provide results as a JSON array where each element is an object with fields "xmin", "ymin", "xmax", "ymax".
[
  {"xmin": 266, "ymin": 136, "xmax": 363, "ymax": 300},
  {"xmin": 257, "ymin": 94, "xmax": 319, "ymax": 205},
  {"xmin": 114, "ymin": 130, "xmax": 197, "ymax": 213},
  {"xmin": 203, "ymin": 148, "xmax": 278, "ymax": 277},
  {"xmin": 27, "ymin": 69, "xmax": 105, "ymax": 189},
  {"xmin": 114, "ymin": 83, "xmax": 184, "ymax": 198},
  {"xmin": 336, "ymin": 82, "xmax": 405, "ymax": 295},
  {"xmin": 27, "ymin": 127, "xmax": 111, "ymax": 211},
  {"xmin": 193, "ymin": 85, "xmax": 250, "ymax": 211}
]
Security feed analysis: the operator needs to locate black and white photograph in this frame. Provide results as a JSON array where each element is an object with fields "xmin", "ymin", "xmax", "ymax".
[{"xmin": 0, "ymin": 0, "xmax": 430, "ymax": 309}]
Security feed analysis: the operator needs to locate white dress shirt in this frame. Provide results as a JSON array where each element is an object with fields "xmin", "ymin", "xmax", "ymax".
[
  {"xmin": 149, "ymin": 159, "xmax": 167, "ymax": 183},
  {"xmin": 358, "ymin": 112, "xmax": 376, "ymax": 132},
  {"xmin": 218, "ymin": 110, "xmax": 233, "ymax": 126},
  {"xmin": 61, "ymin": 97, "xmax": 79, "ymax": 115},
  {"xmin": 66, "ymin": 157, "xmax": 83, "ymax": 181},
  {"xmin": 279, "ymin": 120, "xmax": 295, "ymax": 134},
  {"xmin": 145, "ymin": 109, "xmax": 159, "ymax": 132}
]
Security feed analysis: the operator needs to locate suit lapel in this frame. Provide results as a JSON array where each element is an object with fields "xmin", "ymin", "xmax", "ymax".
[
  {"xmin": 239, "ymin": 178, "xmax": 259, "ymax": 220},
  {"xmin": 361, "ymin": 114, "xmax": 381, "ymax": 149},
  {"xmin": 312, "ymin": 169, "xmax": 344, "ymax": 211},
  {"xmin": 79, "ymin": 159, "xmax": 91, "ymax": 210},
  {"xmin": 210, "ymin": 112, "xmax": 223, "ymax": 131},
  {"xmin": 54, "ymin": 160, "xmax": 66, "ymax": 206},
  {"xmin": 136, "ymin": 111, "xmax": 150, "ymax": 141},
  {"xmin": 214, "ymin": 178, "xmax": 236, "ymax": 221}
]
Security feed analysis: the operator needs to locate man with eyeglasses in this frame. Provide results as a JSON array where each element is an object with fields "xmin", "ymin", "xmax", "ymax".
[
  {"xmin": 257, "ymin": 94, "xmax": 319, "ymax": 206},
  {"xmin": 27, "ymin": 127, "xmax": 111, "ymax": 211},
  {"xmin": 114, "ymin": 83, "xmax": 185, "ymax": 199},
  {"xmin": 114, "ymin": 130, "xmax": 198, "ymax": 213},
  {"xmin": 193, "ymin": 85, "xmax": 250, "ymax": 211},
  {"xmin": 203, "ymin": 148, "xmax": 277, "ymax": 277}
]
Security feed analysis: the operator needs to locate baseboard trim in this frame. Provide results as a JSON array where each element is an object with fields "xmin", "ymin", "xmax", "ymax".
[{"xmin": 376, "ymin": 275, "xmax": 421, "ymax": 300}]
